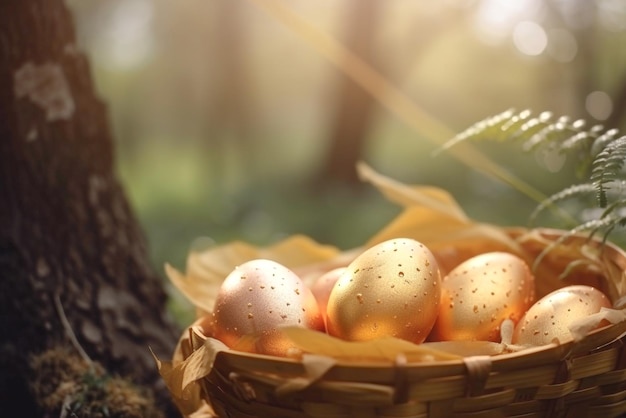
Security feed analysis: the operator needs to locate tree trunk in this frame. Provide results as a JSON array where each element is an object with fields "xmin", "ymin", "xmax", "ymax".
[
  {"xmin": 316, "ymin": 0, "xmax": 382, "ymax": 188},
  {"xmin": 0, "ymin": 0, "xmax": 180, "ymax": 416},
  {"xmin": 206, "ymin": 0, "xmax": 255, "ymax": 195}
]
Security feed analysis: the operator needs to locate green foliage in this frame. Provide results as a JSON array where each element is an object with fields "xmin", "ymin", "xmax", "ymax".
[{"xmin": 441, "ymin": 109, "xmax": 626, "ymax": 246}]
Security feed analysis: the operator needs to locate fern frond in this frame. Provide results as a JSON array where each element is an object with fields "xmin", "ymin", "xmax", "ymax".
[
  {"xmin": 590, "ymin": 137, "xmax": 626, "ymax": 207},
  {"xmin": 560, "ymin": 130, "xmax": 601, "ymax": 177},
  {"xmin": 528, "ymin": 183, "xmax": 597, "ymax": 226},
  {"xmin": 532, "ymin": 217, "xmax": 619, "ymax": 270},
  {"xmin": 596, "ymin": 198, "xmax": 626, "ymax": 244},
  {"xmin": 510, "ymin": 111, "xmax": 553, "ymax": 145},
  {"xmin": 590, "ymin": 128, "xmax": 620, "ymax": 157},
  {"xmin": 587, "ymin": 213, "xmax": 622, "ymax": 240},
  {"xmin": 436, "ymin": 109, "xmax": 516, "ymax": 152},
  {"xmin": 521, "ymin": 116, "xmax": 586, "ymax": 152},
  {"xmin": 560, "ymin": 125, "xmax": 604, "ymax": 153},
  {"xmin": 599, "ymin": 198, "xmax": 626, "ymax": 219},
  {"xmin": 597, "ymin": 218, "xmax": 626, "ymax": 245},
  {"xmin": 442, "ymin": 109, "xmax": 626, "ymax": 246},
  {"xmin": 440, "ymin": 110, "xmax": 606, "ymax": 161},
  {"xmin": 558, "ymin": 258, "xmax": 598, "ymax": 280},
  {"xmin": 498, "ymin": 109, "xmax": 532, "ymax": 137}
]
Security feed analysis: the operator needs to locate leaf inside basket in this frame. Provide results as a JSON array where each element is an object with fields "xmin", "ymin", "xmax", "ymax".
[
  {"xmin": 357, "ymin": 162, "xmax": 522, "ymax": 255},
  {"xmin": 165, "ymin": 234, "xmax": 343, "ymax": 313},
  {"xmin": 279, "ymin": 327, "xmax": 515, "ymax": 362},
  {"xmin": 152, "ymin": 338, "xmax": 229, "ymax": 415},
  {"xmin": 569, "ymin": 307, "xmax": 626, "ymax": 342}
]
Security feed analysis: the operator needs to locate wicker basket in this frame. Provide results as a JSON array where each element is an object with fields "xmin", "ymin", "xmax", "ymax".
[{"xmin": 187, "ymin": 229, "xmax": 626, "ymax": 418}]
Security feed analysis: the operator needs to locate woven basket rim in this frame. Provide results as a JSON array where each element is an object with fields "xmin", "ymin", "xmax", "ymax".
[{"xmin": 193, "ymin": 319, "xmax": 626, "ymax": 369}]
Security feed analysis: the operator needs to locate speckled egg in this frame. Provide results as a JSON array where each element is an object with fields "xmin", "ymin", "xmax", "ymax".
[
  {"xmin": 310, "ymin": 267, "xmax": 346, "ymax": 323},
  {"xmin": 211, "ymin": 259, "xmax": 324, "ymax": 356},
  {"xmin": 512, "ymin": 285, "xmax": 612, "ymax": 346},
  {"xmin": 325, "ymin": 238, "xmax": 441, "ymax": 343},
  {"xmin": 430, "ymin": 252, "xmax": 535, "ymax": 342}
]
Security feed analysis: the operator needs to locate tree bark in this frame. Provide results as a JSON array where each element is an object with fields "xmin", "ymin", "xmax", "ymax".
[{"xmin": 0, "ymin": 0, "xmax": 180, "ymax": 416}]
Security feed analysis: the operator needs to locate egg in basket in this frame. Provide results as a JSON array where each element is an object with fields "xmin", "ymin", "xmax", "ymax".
[{"xmin": 154, "ymin": 163, "xmax": 626, "ymax": 418}]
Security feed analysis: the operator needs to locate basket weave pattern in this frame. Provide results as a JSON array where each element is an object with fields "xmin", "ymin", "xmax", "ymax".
[{"xmin": 192, "ymin": 230, "xmax": 626, "ymax": 418}]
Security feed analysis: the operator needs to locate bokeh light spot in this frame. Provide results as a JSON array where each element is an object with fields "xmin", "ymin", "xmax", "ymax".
[
  {"xmin": 513, "ymin": 21, "xmax": 547, "ymax": 56},
  {"xmin": 546, "ymin": 28, "xmax": 578, "ymax": 63},
  {"xmin": 598, "ymin": 0, "xmax": 626, "ymax": 32},
  {"xmin": 586, "ymin": 91, "xmax": 613, "ymax": 121},
  {"xmin": 472, "ymin": 0, "xmax": 543, "ymax": 45},
  {"xmin": 535, "ymin": 146, "xmax": 566, "ymax": 173},
  {"xmin": 99, "ymin": 0, "xmax": 154, "ymax": 70}
]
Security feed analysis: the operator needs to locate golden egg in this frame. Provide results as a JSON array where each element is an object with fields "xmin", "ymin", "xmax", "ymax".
[
  {"xmin": 196, "ymin": 314, "xmax": 214, "ymax": 337},
  {"xmin": 212, "ymin": 259, "xmax": 324, "ymax": 356},
  {"xmin": 431, "ymin": 246, "xmax": 467, "ymax": 276},
  {"xmin": 310, "ymin": 267, "xmax": 346, "ymax": 323},
  {"xmin": 430, "ymin": 252, "xmax": 535, "ymax": 342},
  {"xmin": 326, "ymin": 238, "xmax": 441, "ymax": 343},
  {"xmin": 512, "ymin": 285, "xmax": 612, "ymax": 346}
]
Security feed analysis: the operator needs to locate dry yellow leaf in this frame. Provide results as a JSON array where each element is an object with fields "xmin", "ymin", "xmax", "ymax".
[
  {"xmin": 279, "ymin": 326, "xmax": 461, "ymax": 363},
  {"xmin": 357, "ymin": 161, "xmax": 469, "ymax": 220},
  {"xmin": 165, "ymin": 234, "xmax": 342, "ymax": 313},
  {"xmin": 357, "ymin": 162, "xmax": 522, "ymax": 255},
  {"xmin": 152, "ymin": 337, "xmax": 229, "ymax": 417}
]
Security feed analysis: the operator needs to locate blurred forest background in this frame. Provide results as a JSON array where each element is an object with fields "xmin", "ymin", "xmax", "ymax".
[{"xmin": 65, "ymin": 0, "xmax": 626, "ymax": 325}]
